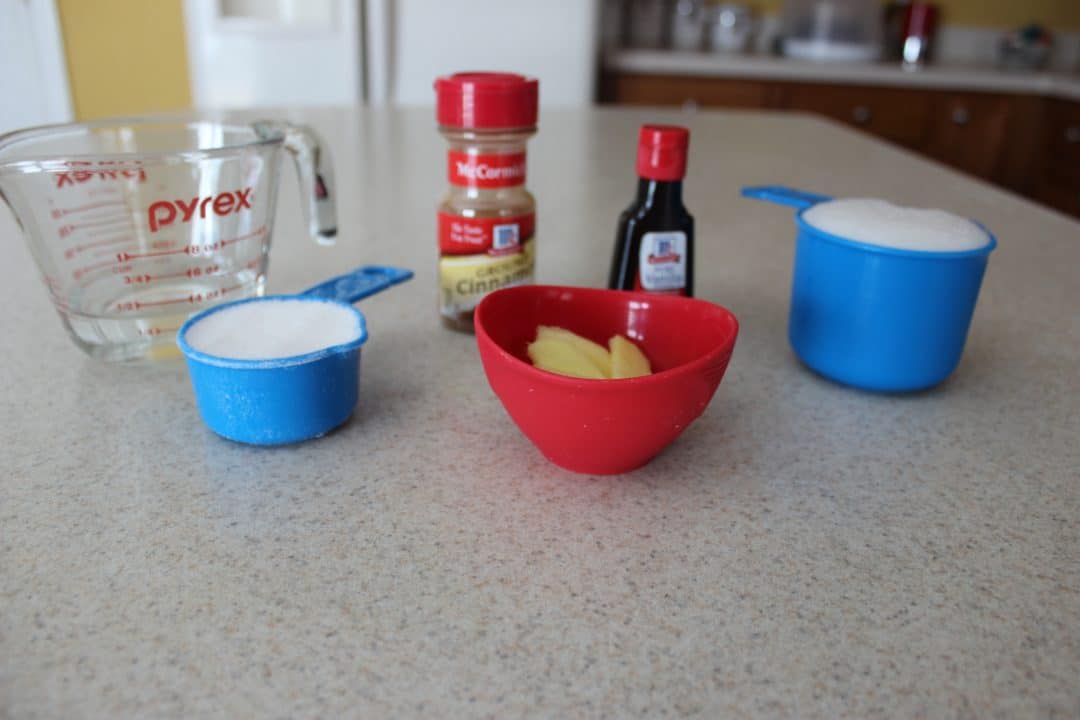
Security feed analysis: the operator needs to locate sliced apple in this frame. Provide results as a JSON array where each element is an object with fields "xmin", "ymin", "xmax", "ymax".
[
  {"xmin": 527, "ymin": 336, "xmax": 606, "ymax": 379},
  {"xmin": 537, "ymin": 325, "xmax": 612, "ymax": 378},
  {"xmin": 609, "ymin": 334, "xmax": 652, "ymax": 379}
]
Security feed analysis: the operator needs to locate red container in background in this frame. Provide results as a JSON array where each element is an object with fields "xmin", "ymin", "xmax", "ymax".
[{"xmin": 902, "ymin": 2, "xmax": 939, "ymax": 66}]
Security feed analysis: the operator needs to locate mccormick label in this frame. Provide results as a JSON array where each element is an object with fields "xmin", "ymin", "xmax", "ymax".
[
  {"xmin": 438, "ymin": 211, "xmax": 535, "ymax": 315},
  {"xmin": 637, "ymin": 231, "xmax": 687, "ymax": 294},
  {"xmin": 447, "ymin": 151, "xmax": 526, "ymax": 188}
]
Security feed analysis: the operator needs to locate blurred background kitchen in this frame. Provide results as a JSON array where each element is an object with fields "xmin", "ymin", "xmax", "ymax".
[{"xmin": 2, "ymin": 0, "xmax": 1078, "ymax": 216}]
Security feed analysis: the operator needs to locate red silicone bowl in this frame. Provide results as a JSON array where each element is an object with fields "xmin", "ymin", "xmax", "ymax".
[{"xmin": 475, "ymin": 285, "xmax": 739, "ymax": 475}]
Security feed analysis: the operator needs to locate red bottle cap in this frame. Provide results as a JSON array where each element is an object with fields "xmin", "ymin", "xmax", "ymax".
[
  {"xmin": 636, "ymin": 125, "xmax": 689, "ymax": 181},
  {"xmin": 903, "ymin": 2, "xmax": 938, "ymax": 39},
  {"xmin": 435, "ymin": 72, "xmax": 539, "ymax": 130}
]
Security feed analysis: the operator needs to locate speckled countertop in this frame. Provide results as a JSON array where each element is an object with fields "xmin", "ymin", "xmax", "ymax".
[{"xmin": 1, "ymin": 108, "xmax": 1077, "ymax": 719}]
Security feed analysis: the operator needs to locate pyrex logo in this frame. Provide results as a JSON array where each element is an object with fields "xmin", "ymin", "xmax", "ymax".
[
  {"xmin": 55, "ymin": 161, "xmax": 146, "ymax": 188},
  {"xmin": 147, "ymin": 188, "xmax": 253, "ymax": 233}
]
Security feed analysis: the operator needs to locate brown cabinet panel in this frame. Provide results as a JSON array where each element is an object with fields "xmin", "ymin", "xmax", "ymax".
[
  {"xmin": 1030, "ymin": 98, "xmax": 1080, "ymax": 217},
  {"xmin": 600, "ymin": 73, "xmax": 776, "ymax": 109},
  {"xmin": 923, "ymin": 92, "xmax": 1015, "ymax": 180},
  {"xmin": 1041, "ymin": 98, "xmax": 1080, "ymax": 184},
  {"xmin": 781, "ymin": 83, "xmax": 932, "ymax": 149}
]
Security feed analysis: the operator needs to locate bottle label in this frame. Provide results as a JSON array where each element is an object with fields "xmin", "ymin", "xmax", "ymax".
[
  {"xmin": 438, "ymin": 212, "xmax": 534, "ymax": 255},
  {"xmin": 438, "ymin": 211, "xmax": 535, "ymax": 315},
  {"xmin": 637, "ymin": 231, "xmax": 687, "ymax": 293},
  {"xmin": 447, "ymin": 151, "xmax": 527, "ymax": 188}
]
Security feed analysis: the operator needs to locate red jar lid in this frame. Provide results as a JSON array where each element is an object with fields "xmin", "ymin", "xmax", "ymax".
[
  {"xmin": 636, "ymin": 125, "xmax": 689, "ymax": 181},
  {"xmin": 435, "ymin": 72, "xmax": 539, "ymax": 130}
]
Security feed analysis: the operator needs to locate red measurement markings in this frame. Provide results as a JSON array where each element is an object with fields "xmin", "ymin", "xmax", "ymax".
[
  {"xmin": 74, "ymin": 229, "xmax": 263, "ymax": 280},
  {"xmin": 114, "ymin": 282, "xmax": 246, "ymax": 313},
  {"xmin": 58, "ymin": 216, "xmax": 132, "ymax": 238},
  {"xmin": 137, "ymin": 326, "xmax": 182, "ymax": 338},
  {"xmin": 122, "ymin": 264, "xmax": 222, "ymax": 285},
  {"xmin": 64, "ymin": 235, "xmax": 133, "ymax": 259},
  {"xmin": 50, "ymin": 200, "xmax": 126, "ymax": 218},
  {"xmin": 86, "ymin": 221, "xmax": 134, "ymax": 238},
  {"xmin": 116, "ymin": 298, "xmax": 179, "ymax": 311},
  {"xmin": 115, "ymin": 225, "xmax": 267, "ymax": 262},
  {"xmin": 73, "ymin": 259, "xmax": 133, "ymax": 280}
]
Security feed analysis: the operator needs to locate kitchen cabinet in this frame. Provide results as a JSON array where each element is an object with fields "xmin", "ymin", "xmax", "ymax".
[
  {"xmin": 923, "ymin": 92, "xmax": 1017, "ymax": 181},
  {"xmin": 780, "ymin": 83, "xmax": 931, "ymax": 149},
  {"xmin": 1041, "ymin": 98, "xmax": 1080, "ymax": 182},
  {"xmin": 600, "ymin": 73, "xmax": 782, "ymax": 110},
  {"xmin": 1031, "ymin": 98, "xmax": 1080, "ymax": 217},
  {"xmin": 599, "ymin": 71, "xmax": 1080, "ymax": 218}
]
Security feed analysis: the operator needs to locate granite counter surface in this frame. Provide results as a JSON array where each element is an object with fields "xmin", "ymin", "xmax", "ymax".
[{"xmin": 1, "ymin": 108, "xmax": 1077, "ymax": 718}]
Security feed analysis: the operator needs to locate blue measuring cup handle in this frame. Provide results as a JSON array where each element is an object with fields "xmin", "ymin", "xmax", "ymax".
[
  {"xmin": 741, "ymin": 186, "xmax": 833, "ymax": 210},
  {"xmin": 301, "ymin": 265, "xmax": 414, "ymax": 304}
]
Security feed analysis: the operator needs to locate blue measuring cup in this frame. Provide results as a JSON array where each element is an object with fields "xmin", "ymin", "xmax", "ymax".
[
  {"xmin": 177, "ymin": 265, "xmax": 413, "ymax": 444},
  {"xmin": 742, "ymin": 186, "xmax": 996, "ymax": 392}
]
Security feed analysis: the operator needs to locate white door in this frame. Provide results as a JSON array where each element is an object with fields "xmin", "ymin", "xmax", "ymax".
[
  {"xmin": 369, "ymin": 0, "xmax": 600, "ymax": 107},
  {"xmin": 0, "ymin": 0, "xmax": 73, "ymax": 133},
  {"xmin": 183, "ymin": 0, "xmax": 363, "ymax": 109}
]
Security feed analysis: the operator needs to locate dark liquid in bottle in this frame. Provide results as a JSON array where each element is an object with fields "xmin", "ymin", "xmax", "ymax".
[{"xmin": 609, "ymin": 178, "xmax": 694, "ymax": 296}]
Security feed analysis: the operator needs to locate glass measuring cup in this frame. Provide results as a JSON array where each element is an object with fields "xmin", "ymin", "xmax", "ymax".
[{"xmin": 0, "ymin": 118, "xmax": 336, "ymax": 361}]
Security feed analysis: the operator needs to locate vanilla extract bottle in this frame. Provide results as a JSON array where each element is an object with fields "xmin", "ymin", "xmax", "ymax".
[{"xmin": 609, "ymin": 125, "xmax": 694, "ymax": 297}]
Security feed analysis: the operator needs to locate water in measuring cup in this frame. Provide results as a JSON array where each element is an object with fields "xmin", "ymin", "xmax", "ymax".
[
  {"xmin": 47, "ymin": 189, "xmax": 272, "ymax": 361},
  {"xmin": 62, "ymin": 271, "xmax": 266, "ymax": 361}
]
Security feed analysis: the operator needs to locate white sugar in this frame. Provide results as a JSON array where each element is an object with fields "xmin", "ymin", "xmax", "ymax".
[
  {"xmin": 803, "ymin": 198, "xmax": 990, "ymax": 252},
  {"xmin": 185, "ymin": 298, "xmax": 361, "ymax": 359}
]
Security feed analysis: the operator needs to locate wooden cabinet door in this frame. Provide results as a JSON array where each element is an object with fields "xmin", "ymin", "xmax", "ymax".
[
  {"xmin": 1030, "ymin": 98, "xmax": 1080, "ymax": 217},
  {"xmin": 923, "ymin": 92, "xmax": 1015, "ymax": 180},
  {"xmin": 782, "ymin": 84, "xmax": 932, "ymax": 149},
  {"xmin": 600, "ymin": 73, "xmax": 778, "ymax": 110},
  {"xmin": 1040, "ymin": 98, "xmax": 1080, "ymax": 184}
]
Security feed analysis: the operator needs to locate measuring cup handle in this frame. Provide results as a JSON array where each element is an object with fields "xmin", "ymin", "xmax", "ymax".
[
  {"xmin": 302, "ymin": 266, "xmax": 414, "ymax": 305},
  {"xmin": 741, "ymin": 186, "xmax": 833, "ymax": 210},
  {"xmin": 256, "ymin": 121, "xmax": 338, "ymax": 244}
]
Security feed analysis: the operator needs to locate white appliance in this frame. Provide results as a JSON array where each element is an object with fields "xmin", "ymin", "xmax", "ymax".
[
  {"xmin": 184, "ymin": 0, "xmax": 600, "ymax": 109},
  {"xmin": 184, "ymin": 0, "xmax": 364, "ymax": 108}
]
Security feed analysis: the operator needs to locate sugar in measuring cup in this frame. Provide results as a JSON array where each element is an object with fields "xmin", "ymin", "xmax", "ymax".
[
  {"xmin": 0, "ymin": 118, "xmax": 337, "ymax": 361},
  {"xmin": 742, "ymin": 185, "xmax": 996, "ymax": 392},
  {"xmin": 177, "ymin": 265, "xmax": 413, "ymax": 445}
]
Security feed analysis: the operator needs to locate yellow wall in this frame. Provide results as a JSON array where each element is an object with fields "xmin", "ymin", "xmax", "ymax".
[
  {"xmin": 57, "ymin": 0, "xmax": 192, "ymax": 120},
  {"xmin": 753, "ymin": 0, "xmax": 1080, "ymax": 32}
]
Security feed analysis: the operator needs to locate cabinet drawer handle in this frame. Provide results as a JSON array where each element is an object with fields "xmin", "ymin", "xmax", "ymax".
[
  {"xmin": 1066, "ymin": 126, "xmax": 1080, "ymax": 144},
  {"xmin": 852, "ymin": 105, "xmax": 872, "ymax": 124},
  {"xmin": 952, "ymin": 107, "xmax": 971, "ymax": 126}
]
